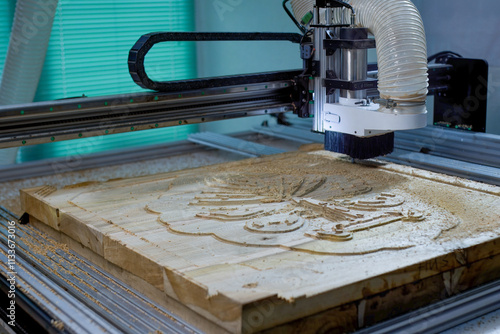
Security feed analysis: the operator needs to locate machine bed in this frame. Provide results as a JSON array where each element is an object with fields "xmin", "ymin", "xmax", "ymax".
[{"xmin": 1, "ymin": 120, "xmax": 499, "ymax": 333}]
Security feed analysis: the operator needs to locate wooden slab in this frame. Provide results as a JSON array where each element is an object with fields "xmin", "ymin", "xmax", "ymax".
[{"xmin": 21, "ymin": 151, "xmax": 500, "ymax": 333}]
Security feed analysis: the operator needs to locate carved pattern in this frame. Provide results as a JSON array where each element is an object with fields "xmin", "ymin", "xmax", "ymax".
[
  {"xmin": 34, "ymin": 186, "xmax": 57, "ymax": 198},
  {"xmin": 142, "ymin": 172, "xmax": 457, "ymax": 255},
  {"xmin": 188, "ymin": 175, "xmax": 423, "ymax": 240},
  {"xmin": 59, "ymin": 153, "xmax": 467, "ymax": 258}
]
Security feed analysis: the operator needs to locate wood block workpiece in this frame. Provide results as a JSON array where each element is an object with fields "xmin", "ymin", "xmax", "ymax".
[{"xmin": 20, "ymin": 151, "xmax": 500, "ymax": 333}]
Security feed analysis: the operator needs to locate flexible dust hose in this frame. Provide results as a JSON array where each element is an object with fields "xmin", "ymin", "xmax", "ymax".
[
  {"xmin": 290, "ymin": 0, "xmax": 317, "ymax": 26},
  {"xmin": 290, "ymin": 0, "xmax": 428, "ymax": 111},
  {"xmin": 0, "ymin": 0, "xmax": 59, "ymax": 105},
  {"xmin": 0, "ymin": 0, "xmax": 58, "ymax": 165}
]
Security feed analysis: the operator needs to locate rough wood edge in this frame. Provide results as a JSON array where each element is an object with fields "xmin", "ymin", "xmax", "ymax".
[
  {"xmin": 259, "ymin": 251, "xmax": 500, "ymax": 333},
  {"xmin": 20, "ymin": 187, "xmax": 60, "ymax": 230},
  {"xmin": 241, "ymin": 235, "xmax": 500, "ymax": 332},
  {"xmin": 29, "ymin": 217, "xmax": 234, "ymax": 334},
  {"xmin": 23, "ymin": 187, "xmax": 248, "ymax": 328}
]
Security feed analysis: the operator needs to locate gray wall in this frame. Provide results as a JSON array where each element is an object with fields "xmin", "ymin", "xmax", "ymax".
[
  {"xmin": 195, "ymin": 0, "xmax": 301, "ymax": 77},
  {"xmin": 195, "ymin": 0, "xmax": 302, "ymax": 133}
]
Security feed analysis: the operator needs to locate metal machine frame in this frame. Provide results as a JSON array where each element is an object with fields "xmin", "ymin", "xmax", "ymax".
[{"xmin": 0, "ymin": 1, "xmax": 498, "ymax": 333}]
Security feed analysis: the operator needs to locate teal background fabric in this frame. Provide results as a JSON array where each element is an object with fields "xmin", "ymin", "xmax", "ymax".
[
  {"xmin": 0, "ymin": 2, "xmax": 15, "ymax": 79},
  {"xmin": 34, "ymin": 0, "xmax": 196, "ymax": 101},
  {"xmin": 0, "ymin": 0, "xmax": 198, "ymax": 162}
]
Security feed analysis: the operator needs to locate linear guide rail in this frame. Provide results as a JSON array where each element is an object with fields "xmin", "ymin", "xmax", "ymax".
[{"xmin": 0, "ymin": 75, "xmax": 298, "ymax": 149}]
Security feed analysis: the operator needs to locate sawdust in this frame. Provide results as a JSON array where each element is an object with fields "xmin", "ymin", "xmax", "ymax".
[
  {"xmin": 298, "ymin": 143, "xmax": 324, "ymax": 152},
  {"xmin": 441, "ymin": 312, "xmax": 500, "ymax": 334},
  {"xmin": 19, "ymin": 225, "xmax": 114, "ymax": 315},
  {"xmin": 396, "ymin": 173, "xmax": 500, "ymax": 241},
  {"xmin": 50, "ymin": 320, "xmax": 65, "ymax": 331},
  {"xmin": 211, "ymin": 152, "xmax": 407, "ymax": 198}
]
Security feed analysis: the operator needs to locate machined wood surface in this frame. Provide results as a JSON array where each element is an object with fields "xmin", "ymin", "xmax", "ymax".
[{"xmin": 21, "ymin": 151, "xmax": 500, "ymax": 333}]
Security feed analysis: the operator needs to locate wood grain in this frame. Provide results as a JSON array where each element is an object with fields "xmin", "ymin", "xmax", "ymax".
[{"xmin": 21, "ymin": 151, "xmax": 500, "ymax": 333}]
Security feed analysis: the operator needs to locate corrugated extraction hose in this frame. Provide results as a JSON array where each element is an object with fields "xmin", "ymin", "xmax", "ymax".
[
  {"xmin": 0, "ymin": 0, "xmax": 58, "ymax": 164},
  {"xmin": 0, "ymin": 0, "xmax": 58, "ymax": 105},
  {"xmin": 290, "ymin": 0, "xmax": 428, "ymax": 110},
  {"xmin": 290, "ymin": 0, "xmax": 317, "ymax": 26}
]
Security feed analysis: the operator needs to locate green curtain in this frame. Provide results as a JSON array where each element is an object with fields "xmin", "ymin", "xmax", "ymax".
[{"xmin": 16, "ymin": 0, "xmax": 197, "ymax": 162}]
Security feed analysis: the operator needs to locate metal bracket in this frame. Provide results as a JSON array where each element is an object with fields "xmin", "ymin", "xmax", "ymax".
[
  {"xmin": 373, "ymin": 99, "xmax": 426, "ymax": 109},
  {"xmin": 324, "ymin": 78, "xmax": 378, "ymax": 91},
  {"xmin": 310, "ymin": 61, "xmax": 321, "ymax": 77},
  {"xmin": 324, "ymin": 39, "xmax": 376, "ymax": 51},
  {"xmin": 292, "ymin": 75, "xmax": 314, "ymax": 118},
  {"xmin": 323, "ymin": 103, "xmax": 428, "ymax": 137},
  {"xmin": 315, "ymin": 0, "xmax": 349, "ymax": 8}
]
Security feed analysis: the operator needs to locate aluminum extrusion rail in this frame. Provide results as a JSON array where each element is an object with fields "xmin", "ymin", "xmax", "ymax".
[
  {"xmin": 382, "ymin": 149, "xmax": 500, "ymax": 186},
  {"xmin": 250, "ymin": 123, "xmax": 500, "ymax": 186},
  {"xmin": 356, "ymin": 278, "xmax": 500, "ymax": 334},
  {"xmin": 252, "ymin": 124, "xmax": 324, "ymax": 144},
  {"xmin": 0, "ymin": 76, "xmax": 298, "ymax": 149},
  {"xmin": 0, "ymin": 207, "xmax": 201, "ymax": 334},
  {"xmin": 0, "ymin": 140, "xmax": 203, "ymax": 183},
  {"xmin": 393, "ymin": 127, "xmax": 500, "ymax": 169},
  {"xmin": 188, "ymin": 132, "xmax": 286, "ymax": 157}
]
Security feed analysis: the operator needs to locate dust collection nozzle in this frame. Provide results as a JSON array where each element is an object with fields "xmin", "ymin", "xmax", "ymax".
[{"xmin": 290, "ymin": 0, "xmax": 428, "ymax": 160}]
